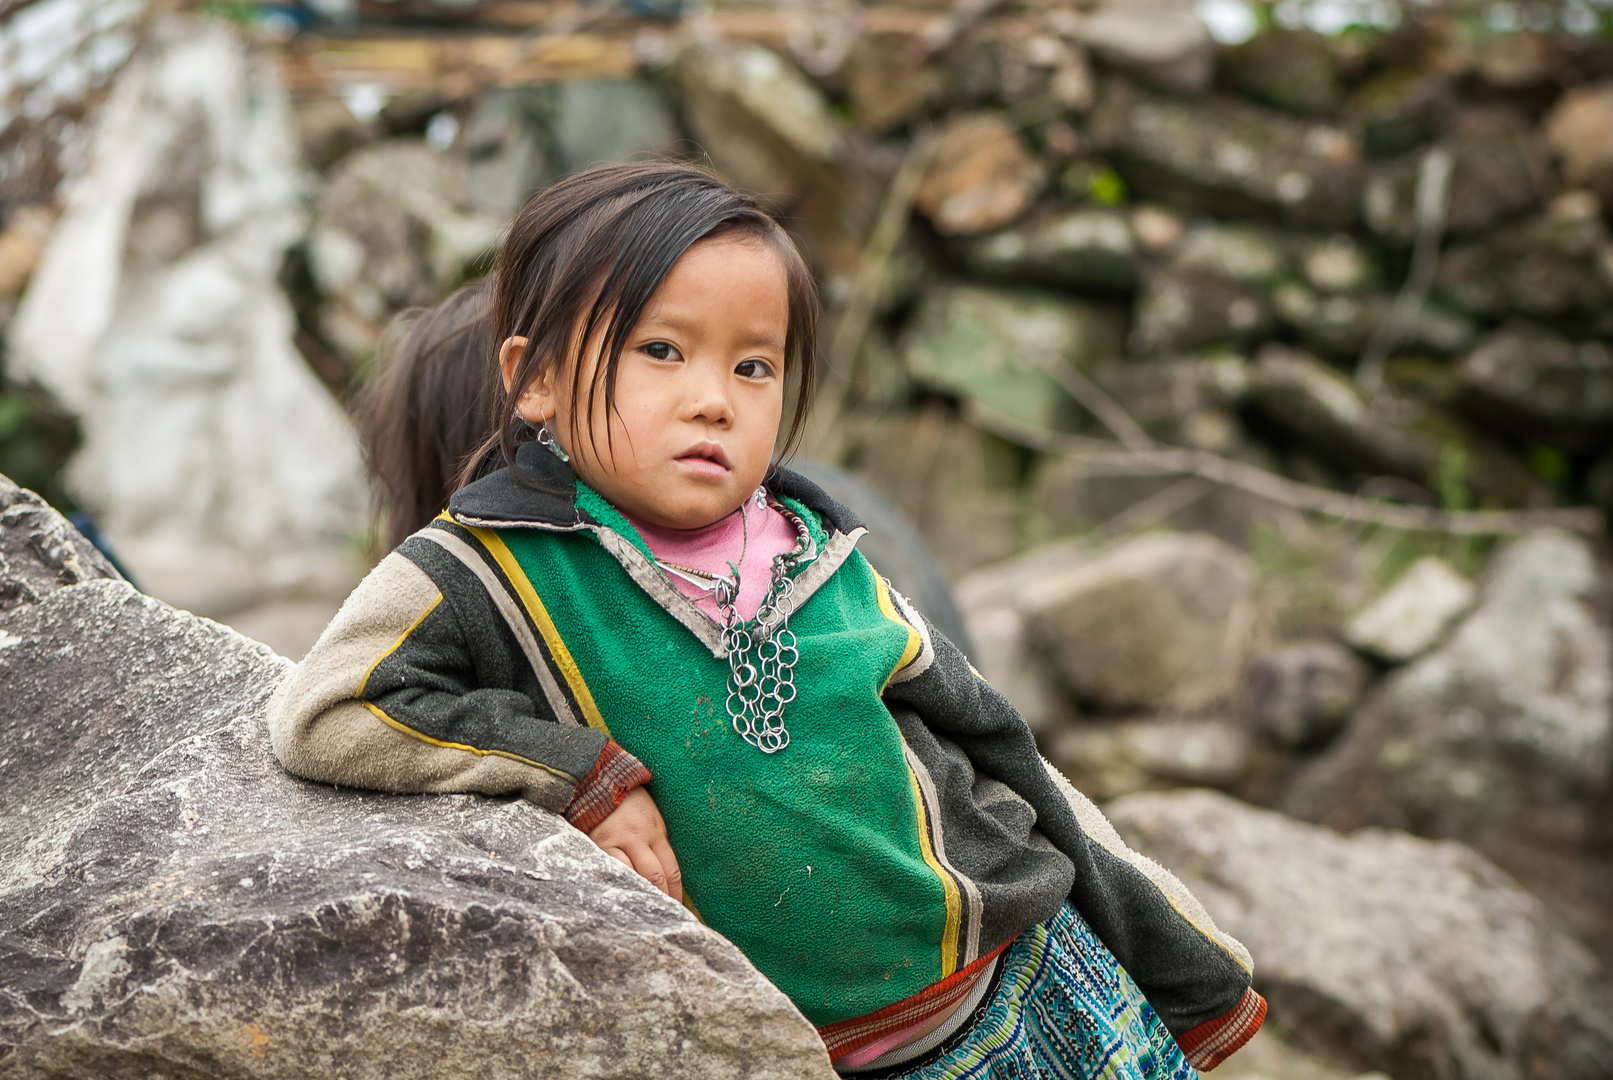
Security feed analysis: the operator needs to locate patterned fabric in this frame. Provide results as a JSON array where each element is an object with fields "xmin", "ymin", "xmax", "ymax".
[
  {"xmin": 869, "ymin": 903, "xmax": 1198, "ymax": 1080},
  {"xmin": 562, "ymin": 741, "xmax": 652, "ymax": 834}
]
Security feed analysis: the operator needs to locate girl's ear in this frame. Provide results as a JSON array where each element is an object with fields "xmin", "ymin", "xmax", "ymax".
[{"xmin": 500, "ymin": 336, "xmax": 555, "ymax": 422}]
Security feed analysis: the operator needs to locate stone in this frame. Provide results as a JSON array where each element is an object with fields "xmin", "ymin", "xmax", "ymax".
[
  {"xmin": 844, "ymin": 42, "xmax": 944, "ymax": 134},
  {"xmin": 291, "ymin": 90, "xmax": 378, "ymax": 172},
  {"xmin": 0, "ymin": 474, "xmax": 837, "ymax": 1080},
  {"xmin": 1220, "ymin": 28, "xmax": 1345, "ymax": 116},
  {"xmin": 1297, "ymin": 233, "xmax": 1379, "ymax": 295},
  {"xmin": 1130, "ymin": 268, "xmax": 1272, "ymax": 356},
  {"xmin": 1270, "ymin": 284, "xmax": 1477, "ymax": 361},
  {"xmin": 1354, "ymin": 70, "xmax": 1460, "ymax": 162},
  {"xmin": 1363, "ymin": 110, "xmax": 1555, "ymax": 242},
  {"xmin": 675, "ymin": 43, "xmax": 875, "ymax": 277},
  {"xmin": 1024, "ymin": 532, "xmax": 1257, "ymax": 712},
  {"xmin": 1545, "ymin": 82, "xmax": 1613, "ymax": 211},
  {"xmin": 1286, "ymin": 530, "xmax": 1612, "ymax": 856},
  {"xmin": 1093, "ymin": 354, "xmax": 1249, "ymax": 450},
  {"xmin": 915, "ymin": 112, "xmax": 1045, "ymax": 236},
  {"xmin": 1090, "ymin": 79, "xmax": 1362, "ymax": 228},
  {"xmin": 1048, "ymin": 718, "xmax": 1253, "ymax": 801},
  {"xmin": 1243, "ymin": 344, "xmax": 1440, "ymax": 480},
  {"xmin": 1451, "ymin": 327, "xmax": 1613, "ymax": 453},
  {"xmin": 1247, "ymin": 641, "xmax": 1372, "ymax": 749},
  {"xmin": 464, "ymin": 79, "xmax": 682, "ymax": 217},
  {"xmin": 8, "ymin": 17, "xmax": 370, "ymax": 620},
  {"xmin": 900, "ymin": 284, "xmax": 1126, "ymax": 434},
  {"xmin": 1109, "ymin": 789, "xmax": 1613, "ymax": 1080},
  {"xmin": 955, "ymin": 539, "xmax": 1089, "ymax": 734},
  {"xmin": 312, "ymin": 139, "xmax": 503, "ymax": 362},
  {"xmin": 956, "ymin": 207, "xmax": 1137, "ymax": 291},
  {"xmin": 1028, "ymin": 456, "xmax": 1271, "ymax": 552},
  {"xmin": 1169, "ymin": 222, "xmax": 1290, "ymax": 286},
  {"xmin": 1434, "ymin": 192, "xmax": 1613, "ymax": 336},
  {"xmin": 1345, "ymin": 555, "xmax": 1476, "ymax": 664},
  {"xmin": 944, "ymin": 24, "xmax": 1093, "ymax": 111},
  {"xmin": 1080, "ymin": 6, "xmax": 1216, "ymax": 95}
]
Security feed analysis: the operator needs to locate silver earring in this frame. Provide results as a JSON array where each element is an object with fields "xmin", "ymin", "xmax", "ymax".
[{"xmin": 536, "ymin": 419, "xmax": 570, "ymax": 463}]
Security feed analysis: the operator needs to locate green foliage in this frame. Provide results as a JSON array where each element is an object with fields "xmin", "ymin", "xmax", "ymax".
[
  {"xmin": 1431, "ymin": 440, "xmax": 1471, "ymax": 513},
  {"xmin": 0, "ymin": 381, "xmax": 80, "ymax": 513},
  {"xmin": 201, "ymin": 0, "xmax": 259, "ymax": 26},
  {"xmin": 1087, "ymin": 167, "xmax": 1129, "ymax": 207},
  {"xmin": 1527, "ymin": 445, "xmax": 1570, "ymax": 488}
]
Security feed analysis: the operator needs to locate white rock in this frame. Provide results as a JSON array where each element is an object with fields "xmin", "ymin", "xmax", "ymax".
[
  {"xmin": 1081, "ymin": 7, "xmax": 1216, "ymax": 95},
  {"xmin": 9, "ymin": 17, "xmax": 368, "ymax": 618},
  {"xmin": 1346, "ymin": 556, "xmax": 1476, "ymax": 663}
]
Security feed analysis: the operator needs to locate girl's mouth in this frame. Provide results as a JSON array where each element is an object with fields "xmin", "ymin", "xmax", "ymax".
[{"xmin": 675, "ymin": 442, "xmax": 732, "ymax": 474}]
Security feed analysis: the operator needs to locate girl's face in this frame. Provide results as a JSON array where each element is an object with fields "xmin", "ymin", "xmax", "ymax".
[{"xmin": 504, "ymin": 235, "xmax": 790, "ymax": 530}]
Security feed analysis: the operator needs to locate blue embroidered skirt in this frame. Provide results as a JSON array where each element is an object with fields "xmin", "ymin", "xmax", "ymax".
[{"xmin": 871, "ymin": 902, "xmax": 1198, "ymax": 1080}]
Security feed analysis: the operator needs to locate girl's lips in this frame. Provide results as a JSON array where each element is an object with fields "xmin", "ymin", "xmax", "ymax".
[{"xmin": 675, "ymin": 442, "xmax": 732, "ymax": 472}]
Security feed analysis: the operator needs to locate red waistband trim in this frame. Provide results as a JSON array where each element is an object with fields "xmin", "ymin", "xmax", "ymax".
[{"xmin": 817, "ymin": 942, "xmax": 1012, "ymax": 1061}]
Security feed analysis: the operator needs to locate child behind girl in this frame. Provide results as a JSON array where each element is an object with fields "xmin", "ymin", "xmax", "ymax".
[{"xmin": 269, "ymin": 162, "xmax": 1265, "ymax": 1078}]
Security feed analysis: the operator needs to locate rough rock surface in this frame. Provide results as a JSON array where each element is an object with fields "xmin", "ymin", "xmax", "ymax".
[
  {"xmin": 915, "ymin": 112, "xmax": 1045, "ymax": 237},
  {"xmin": 1079, "ymin": 5, "xmax": 1215, "ymax": 96},
  {"xmin": 1220, "ymin": 28, "xmax": 1343, "ymax": 116},
  {"xmin": 1091, "ymin": 80, "xmax": 1361, "ymax": 228},
  {"xmin": 0, "ymin": 475, "xmax": 835, "ymax": 1080},
  {"xmin": 1363, "ymin": 110, "xmax": 1554, "ymax": 241},
  {"xmin": 1049, "ymin": 718, "xmax": 1252, "ymax": 800},
  {"xmin": 1345, "ymin": 556, "xmax": 1475, "ymax": 664},
  {"xmin": 1453, "ymin": 328, "xmax": 1613, "ymax": 453},
  {"xmin": 1024, "ymin": 532, "xmax": 1256, "ymax": 712},
  {"xmin": 1544, "ymin": 81, "xmax": 1613, "ymax": 210},
  {"xmin": 957, "ymin": 207, "xmax": 1137, "ymax": 291},
  {"xmin": 1109, "ymin": 790, "xmax": 1613, "ymax": 1080},
  {"xmin": 1246, "ymin": 641, "xmax": 1371, "ymax": 749},
  {"xmin": 901, "ymin": 283, "xmax": 1125, "ymax": 433},
  {"xmin": 1286, "ymin": 531, "xmax": 1612, "ymax": 855}
]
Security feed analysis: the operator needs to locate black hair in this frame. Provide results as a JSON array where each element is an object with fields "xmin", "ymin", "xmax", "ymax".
[{"xmin": 460, "ymin": 161, "xmax": 820, "ymax": 489}]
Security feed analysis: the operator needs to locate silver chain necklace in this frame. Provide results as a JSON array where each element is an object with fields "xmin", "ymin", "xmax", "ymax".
[{"xmin": 651, "ymin": 491, "xmax": 811, "ymax": 755}]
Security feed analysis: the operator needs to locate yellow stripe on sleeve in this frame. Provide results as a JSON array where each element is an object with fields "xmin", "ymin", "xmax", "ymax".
[
  {"xmin": 466, "ymin": 526, "xmax": 613, "ymax": 736},
  {"xmin": 907, "ymin": 765, "xmax": 962, "ymax": 978},
  {"xmin": 873, "ymin": 574, "xmax": 923, "ymax": 688}
]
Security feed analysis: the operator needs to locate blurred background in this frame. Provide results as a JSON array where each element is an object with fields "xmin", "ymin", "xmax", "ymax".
[{"xmin": 4, "ymin": 0, "xmax": 1613, "ymax": 1077}]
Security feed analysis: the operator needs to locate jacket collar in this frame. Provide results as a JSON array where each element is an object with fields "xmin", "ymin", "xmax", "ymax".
[{"xmin": 449, "ymin": 440, "xmax": 868, "ymax": 538}]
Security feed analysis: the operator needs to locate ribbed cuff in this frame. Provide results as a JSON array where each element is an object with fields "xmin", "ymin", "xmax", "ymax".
[
  {"xmin": 1177, "ymin": 986, "xmax": 1267, "ymax": 1071},
  {"xmin": 563, "ymin": 742, "xmax": 652, "ymax": 835}
]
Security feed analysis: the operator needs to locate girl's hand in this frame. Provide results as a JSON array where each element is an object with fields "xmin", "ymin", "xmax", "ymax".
[{"xmin": 588, "ymin": 787, "xmax": 683, "ymax": 899}]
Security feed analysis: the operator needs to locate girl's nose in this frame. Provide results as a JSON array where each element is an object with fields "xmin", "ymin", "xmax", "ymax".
[{"xmin": 684, "ymin": 369, "xmax": 733, "ymax": 426}]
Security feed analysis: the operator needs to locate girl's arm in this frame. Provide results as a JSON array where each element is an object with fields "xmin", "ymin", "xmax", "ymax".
[
  {"xmin": 267, "ymin": 548, "xmax": 649, "ymax": 835},
  {"xmin": 879, "ymin": 588, "xmax": 1263, "ymax": 1070}
]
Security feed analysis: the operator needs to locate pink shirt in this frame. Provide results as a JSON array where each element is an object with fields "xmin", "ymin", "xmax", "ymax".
[{"xmin": 626, "ymin": 493, "xmax": 800, "ymax": 624}]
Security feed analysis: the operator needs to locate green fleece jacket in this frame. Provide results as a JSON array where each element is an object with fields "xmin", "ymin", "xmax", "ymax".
[{"xmin": 267, "ymin": 442, "xmax": 1266, "ymax": 1069}]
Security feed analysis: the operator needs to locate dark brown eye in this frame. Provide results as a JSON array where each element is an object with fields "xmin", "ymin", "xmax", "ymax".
[
  {"xmin": 736, "ymin": 359, "xmax": 775, "ymax": 379},
  {"xmin": 644, "ymin": 341, "xmax": 676, "ymax": 361}
]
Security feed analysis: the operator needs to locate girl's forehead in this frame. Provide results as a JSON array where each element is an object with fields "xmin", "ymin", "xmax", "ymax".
[{"xmin": 636, "ymin": 238, "xmax": 790, "ymax": 336}]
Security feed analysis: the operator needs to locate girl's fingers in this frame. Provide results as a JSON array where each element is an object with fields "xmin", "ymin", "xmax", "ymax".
[
  {"xmin": 600, "ymin": 845, "xmax": 634, "ymax": 872},
  {"xmin": 649, "ymin": 833, "xmax": 683, "ymax": 897},
  {"xmin": 628, "ymin": 841, "xmax": 675, "ymax": 897}
]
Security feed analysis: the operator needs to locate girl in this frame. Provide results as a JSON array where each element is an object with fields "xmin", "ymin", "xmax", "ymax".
[{"xmin": 269, "ymin": 162, "xmax": 1264, "ymax": 1078}]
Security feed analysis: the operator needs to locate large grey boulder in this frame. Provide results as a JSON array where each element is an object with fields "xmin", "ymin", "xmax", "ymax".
[
  {"xmin": 1109, "ymin": 790, "xmax": 1613, "ymax": 1080},
  {"xmin": 1285, "ymin": 530, "xmax": 1612, "ymax": 858},
  {"xmin": 1024, "ymin": 532, "xmax": 1257, "ymax": 713},
  {"xmin": 1344, "ymin": 556, "xmax": 1475, "ymax": 665},
  {"xmin": 0, "ymin": 476, "xmax": 835, "ymax": 1080}
]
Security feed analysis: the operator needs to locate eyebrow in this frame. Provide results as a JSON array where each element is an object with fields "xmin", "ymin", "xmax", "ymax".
[{"xmin": 637, "ymin": 312, "xmax": 785, "ymax": 350}]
